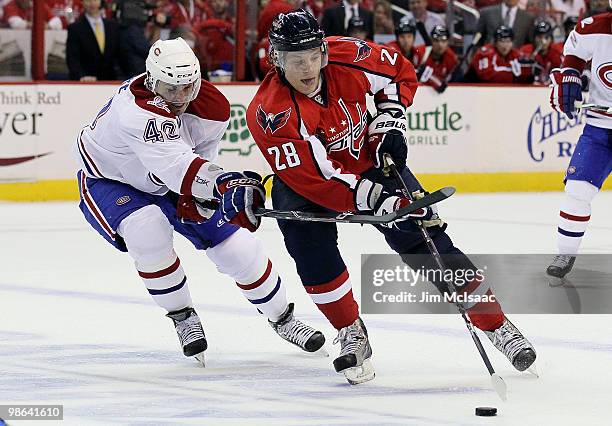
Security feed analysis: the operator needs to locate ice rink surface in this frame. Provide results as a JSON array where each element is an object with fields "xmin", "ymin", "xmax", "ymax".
[{"xmin": 1, "ymin": 191, "xmax": 611, "ymax": 425}]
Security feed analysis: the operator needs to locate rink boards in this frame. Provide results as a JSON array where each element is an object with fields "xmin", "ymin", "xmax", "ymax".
[{"xmin": 0, "ymin": 82, "xmax": 606, "ymax": 201}]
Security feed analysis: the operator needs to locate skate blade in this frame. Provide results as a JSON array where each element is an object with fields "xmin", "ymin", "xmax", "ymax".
[
  {"xmin": 194, "ymin": 352, "xmax": 205, "ymax": 367},
  {"xmin": 526, "ymin": 364, "xmax": 539, "ymax": 378},
  {"xmin": 491, "ymin": 373, "xmax": 507, "ymax": 402},
  {"xmin": 312, "ymin": 345, "xmax": 329, "ymax": 357},
  {"xmin": 342, "ymin": 359, "xmax": 375, "ymax": 385}
]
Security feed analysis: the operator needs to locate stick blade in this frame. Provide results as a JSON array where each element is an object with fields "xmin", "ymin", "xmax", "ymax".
[{"xmin": 491, "ymin": 373, "xmax": 507, "ymax": 401}]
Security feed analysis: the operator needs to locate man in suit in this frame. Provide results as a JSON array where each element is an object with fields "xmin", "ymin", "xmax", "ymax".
[
  {"xmin": 321, "ymin": 0, "xmax": 374, "ymax": 41},
  {"xmin": 476, "ymin": 0, "xmax": 535, "ymax": 47},
  {"xmin": 66, "ymin": 0, "xmax": 121, "ymax": 81}
]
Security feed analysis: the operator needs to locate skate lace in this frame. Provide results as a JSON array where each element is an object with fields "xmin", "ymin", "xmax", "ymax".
[
  {"xmin": 490, "ymin": 321, "xmax": 529, "ymax": 362},
  {"xmin": 551, "ymin": 255, "xmax": 572, "ymax": 268},
  {"xmin": 176, "ymin": 315, "xmax": 205, "ymax": 346},
  {"xmin": 277, "ymin": 319, "xmax": 315, "ymax": 348},
  {"xmin": 333, "ymin": 324, "xmax": 364, "ymax": 357}
]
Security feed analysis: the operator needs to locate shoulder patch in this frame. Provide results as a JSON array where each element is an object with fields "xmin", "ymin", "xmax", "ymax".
[
  {"xmin": 129, "ymin": 75, "xmax": 175, "ymax": 119},
  {"xmin": 147, "ymin": 96, "xmax": 171, "ymax": 113},
  {"xmin": 336, "ymin": 37, "xmax": 372, "ymax": 63},
  {"xmin": 256, "ymin": 105, "xmax": 292, "ymax": 134}
]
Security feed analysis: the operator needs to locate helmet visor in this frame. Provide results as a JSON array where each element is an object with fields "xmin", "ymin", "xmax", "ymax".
[{"xmin": 155, "ymin": 79, "xmax": 200, "ymax": 105}]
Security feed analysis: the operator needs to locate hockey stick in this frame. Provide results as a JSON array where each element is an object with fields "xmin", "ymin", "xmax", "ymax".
[
  {"xmin": 574, "ymin": 101, "xmax": 612, "ymax": 114},
  {"xmin": 448, "ymin": 32, "xmax": 481, "ymax": 83},
  {"xmin": 254, "ymin": 187, "xmax": 455, "ymax": 224},
  {"xmin": 383, "ymin": 154, "xmax": 508, "ymax": 402}
]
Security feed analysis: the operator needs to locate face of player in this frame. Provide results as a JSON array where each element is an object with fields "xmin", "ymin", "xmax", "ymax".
[
  {"xmin": 495, "ymin": 38, "xmax": 513, "ymax": 56},
  {"xmin": 432, "ymin": 38, "xmax": 448, "ymax": 56},
  {"xmin": 397, "ymin": 33, "xmax": 415, "ymax": 54},
  {"xmin": 348, "ymin": 29, "xmax": 368, "ymax": 41},
  {"xmin": 156, "ymin": 80, "xmax": 199, "ymax": 115},
  {"xmin": 535, "ymin": 34, "xmax": 552, "ymax": 51},
  {"xmin": 282, "ymin": 48, "xmax": 323, "ymax": 95}
]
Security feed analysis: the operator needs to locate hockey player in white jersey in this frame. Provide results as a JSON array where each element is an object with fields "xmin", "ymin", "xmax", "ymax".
[
  {"xmin": 74, "ymin": 38, "xmax": 325, "ymax": 364},
  {"xmin": 547, "ymin": 10, "xmax": 612, "ymax": 281}
]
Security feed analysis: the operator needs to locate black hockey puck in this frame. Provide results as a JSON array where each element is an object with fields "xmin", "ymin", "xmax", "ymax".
[{"xmin": 475, "ymin": 407, "xmax": 497, "ymax": 416}]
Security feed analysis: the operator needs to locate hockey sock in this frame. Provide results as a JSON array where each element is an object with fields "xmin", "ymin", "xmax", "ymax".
[
  {"xmin": 304, "ymin": 269, "xmax": 359, "ymax": 330},
  {"xmin": 207, "ymin": 228, "xmax": 288, "ymax": 322},
  {"xmin": 461, "ymin": 277, "xmax": 504, "ymax": 331},
  {"xmin": 138, "ymin": 254, "xmax": 193, "ymax": 312},
  {"xmin": 557, "ymin": 180, "xmax": 597, "ymax": 255}
]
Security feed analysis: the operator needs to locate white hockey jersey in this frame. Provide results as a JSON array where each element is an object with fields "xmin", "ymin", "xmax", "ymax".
[
  {"xmin": 74, "ymin": 74, "xmax": 230, "ymax": 199},
  {"xmin": 563, "ymin": 13, "xmax": 612, "ymax": 129}
]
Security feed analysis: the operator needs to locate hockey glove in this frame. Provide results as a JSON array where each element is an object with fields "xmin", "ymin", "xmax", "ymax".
[
  {"xmin": 214, "ymin": 171, "xmax": 266, "ymax": 232},
  {"xmin": 368, "ymin": 108, "xmax": 408, "ymax": 138},
  {"xmin": 369, "ymin": 132, "xmax": 408, "ymax": 170},
  {"xmin": 373, "ymin": 190, "xmax": 434, "ymax": 231},
  {"xmin": 549, "ymin": 68, "xmax": 583, "ymax": 119},
  {"xmin": 175, "ymin": 194, "xmax": 219, "ymax": 224}
]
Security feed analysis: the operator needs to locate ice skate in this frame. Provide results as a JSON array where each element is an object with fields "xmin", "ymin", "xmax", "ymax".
[
  {"xmin": 166, "ymin": 307, "xmax": 207, "ymax": 366},
  {"xmin": 333, "ymin": 318, "xmax": 375, "ymax": 385},
  {"xmin": 269, "ymin": 303, "xmax": 326, "ymax": 354},
  {"xmin": 546, "ymin": 255, "xmax": 576, "ymax": 286},
  {"xmin": 484, "ymin": 318, "xmax": 536, "ymax": 372}
]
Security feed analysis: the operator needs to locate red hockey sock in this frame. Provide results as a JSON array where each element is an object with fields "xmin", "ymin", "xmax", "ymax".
[
  {"xmin": 460, "ymin": 278, "xmax": 505, "ymax": 331},
  {"xmin": 304, "ymin": 269, "xmax": 359, "ymax": 330}
]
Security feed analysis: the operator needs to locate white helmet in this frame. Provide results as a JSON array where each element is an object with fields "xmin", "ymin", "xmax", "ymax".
[{"xmin": 145, "ymin": 37, "xmax": 201, "ymax": 106}]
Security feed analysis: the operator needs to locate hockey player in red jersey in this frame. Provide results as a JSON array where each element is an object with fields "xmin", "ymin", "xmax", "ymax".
[
  {"xmin": 246, "ymin": 10, "xmax": 537, "ymax": 384},
  {"xmin": 519, "ymin": 21, "xmax": 563, "ymax": 85},
  {"xmin": 414, "ymin": 25, "xmax": 458, "ymax": 93},
  {"xmin": 386, "ymin": 20, "xmax": 419, "ymax": 66},
  {"xmin": 469, "ymin": 25, "xmax": 533, "ymax": 84}
]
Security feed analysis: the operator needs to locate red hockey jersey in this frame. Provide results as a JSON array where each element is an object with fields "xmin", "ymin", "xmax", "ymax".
[
  {"xmin": 519, "ymin": 43, "xmax": 563, "ymax": 84},
  {"xmin": 469, "ymin": 44, "xmax": 533, "ymax": 84},
  {"xmin": 414, "ymin": 45, "xmax": 458, "ymax": 90},
  {"xmin": 247, "ymin": 37, "xmax": 418, "ymax": 212}
]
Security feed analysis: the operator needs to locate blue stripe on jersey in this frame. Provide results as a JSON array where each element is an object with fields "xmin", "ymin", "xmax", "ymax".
[
  {"xmin": 249, "ymin": 278, "xmax": 281, "ymax": 305},
  {"xmin": 148, "ymin": 276, "xmax": 187, "ymax": 295}
]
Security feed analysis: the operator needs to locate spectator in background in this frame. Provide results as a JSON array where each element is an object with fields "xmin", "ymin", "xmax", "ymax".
[
  {"xmin": 552, "ymin": 15, "xmax": 578, "ymax": 51},
  {"xmin": 256, "ymin": 37, "xmax": 273, "ymax": 79},
  {"xmin": 347, "ymin": 15, "xmax": 370, "ymax": 39},
  {"xmin": 373, "ymin": 0, "xmax": 395, "ymax": 34},
  {"xmin": 402, "ymin": 0, "xmax": 445, "ymax": 45},
  {"xmin": 549, "ymin": 0, "xmax": 585, "ymax": 22},
  {"xmin": 414, "ymin": 25, "xmax": 458, "ymax": 93},
  {"xmin": 166, "ymin": 0, "xmax": 208, "ymax": 29},
  {"xmin": 385, "ymin": 19, "xmax": 419, "ymax": 64},
  {"xmin": 519, "ymin": 21, "xmax": 562, "ymax": 85},
  {"xmin": 112, "ymin": 0, "xmax": 154, "ymax": 78},
  {"xmin": 321, "ymin": 0, "xmax": 374, "ymax": 40},
  {"xmin": 305, "ymin": 0, "xmax": 326, "ymax": 22},
  {"xmin": 477, "ymin": 0, "xmax": 535, "ymax": 47},
  {"xmin": 585, "ymin": 0, "xmax": 611, "ymax": 16},
  {"xmin": 195, "ymin": 16, "xmax": 234, "ymax": 72},
  {"xmin": 46, "ymin": 0, "xmax": 83, "ymax": 28},
  {"xmin": 2, "ymin": 0, "xmax": 62, "ymax": 29},
  {"xmin": 66, "ymin": 0, "xmax": 121, "ymax": 81},
  {"xmin": 468, "ymin": 25, "xmax": 533, "ymax": 83},
  {"xmin": 258, "ymin": 0, "xmax": 300, "ymax": 41},
  {"xmin": 205, "ymin": 0, "xmax": 234, "ymax": 23}
]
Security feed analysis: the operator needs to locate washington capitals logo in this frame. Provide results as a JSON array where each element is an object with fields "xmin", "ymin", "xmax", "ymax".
[
  {"xmin": 338, "ymin": 37, "xmax": 372, "ymax": 63},
  {"xmin": 256, "ymin": 105, "xmax": 292, "ymax": 134}
]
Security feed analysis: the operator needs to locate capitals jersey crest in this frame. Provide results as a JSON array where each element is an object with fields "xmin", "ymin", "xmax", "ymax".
[
  {"xmin": 337, "ymin": 37, "xmax": 372, "ymax": 63},
  {"xmin": 256, "ymin": 105, "xmax": 292, "ymax": 134}
]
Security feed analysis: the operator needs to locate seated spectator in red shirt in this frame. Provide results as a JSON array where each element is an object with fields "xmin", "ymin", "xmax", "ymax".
[
  {"xmin": 195, "ymin": 17, "xmax": 233, "ymax": 71},
  {"xmin": 519, "ymin": 21, "xmax": 562, "ymax": 85},
  {"xmin": 258, "ymin": 0, "xmax": 299, "ymax": 41},
  {"xmin": 3, "ymin": 0, "xmax": 62, "ymax": 29},
  {"xmin": 468, "ymin": 25, "xmax": 533, "ymax": 83},
  {"xmin": 385, "ymin": 19, "xmax": 420, "ymax": 65},
  {"xmin": 166, "ymin": 0, "xmax": 208, "ymax": 30},
  {"xmin": 414, "ymin": 25, "xmax": 458, "ymax": 92}
]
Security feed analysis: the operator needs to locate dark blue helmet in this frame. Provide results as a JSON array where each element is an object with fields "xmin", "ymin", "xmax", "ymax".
[
  {"xmin": 563, "ymin": 16, "xmax": 579, "ymax": 33},
  {"xmin": 534, "ymin": 21, "xmax": 552, "ymax": 36},
  {"xmin": 494, "ymin": 25, "xmax": 514, "ymax": 41},
  {"xmin": 431, "ymin": 25, "xmax": 449, "ymax": 40},
  {"xmin": 348, "ymin": 16, "xmax": 367, "ymax": 32},
  {"xmin": 269, "ymin": 9, "xmax": 325, "ymax": 52},
  {"xmin": 395, "ymin": 19, "xmax": 416, "ymax": 36}
]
